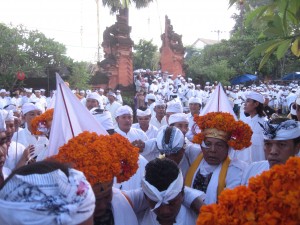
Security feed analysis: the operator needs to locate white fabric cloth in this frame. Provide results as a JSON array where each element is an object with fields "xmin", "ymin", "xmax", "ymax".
[
  {"xmin": 105, "ymin": 101, "xmax": 122, "ymax": 127},
  {"xmin": 4, "ymin": 141, "xmax": 26, "ymax": 171},
  {"xmin": 166, "ymin": 102, "xmax": 183, "ymax": 113},
  {"xmin": 115, "ymin": 127, "xmax": 148, "ymax": 143},
  {"xmin": 200, "ymin": 83, "xmax": 237, "ymax": 120},
  {"xmin": 22, "ymin": 103, "xmax": 41, "ymax": 115},
  {"xmin": 168, "ymin": 113, "xmax": 188, "ymax": 125},
  {"xmin": 191, "ymin": 158, "xmax": 246, "ymax": 204},
  {"xmin": 246, "ymin": 91, "xmax": 264, "ymax": 104},
  {"xmin": 138, "ymin": 204, "xmax": 197, "ymax": 225},
  {"xmin": 47, "ymin": 74, "xmax": 108, "ymax": 157},
  {"xmin": 150, "ymin": 115, "xmax": 168, "ymax": 129},
  {"xmin": 111, "ymin": 188, "xmax": 139, "ymax": 225},
  {"xmin": 11, "ymin": 127, "xmax": 49, "ymax": 159},
  {"xmin": 241, "ymin": 160, "xmax": 269, "ymax": 186},
  {"xmin": 156, "ymin": 126, "xmax": 185, "ymax": 155},
  {"xmin": 260, "ymin": 119, "xmax": 300, "ymax": 140},
  {"xmin": 235, "ymin": 115, "xmax": 267, "ymax": 163},
  {"xmin": 137, "ymin": 108, "xmax": 151, "ymax": 117},
  {"xmin": 0, "ymin": 168, "xmax": 95, "ymax": 225},
  {"xmin": 132, "ymin": 123, "xmax": 158, "ymax": 140},
  {"xmin": 142, "ymin": 171, "xmax": 184, "ymax": 210},
  {"xmin": 115, "ymin": 105, "xmax": 133, "ymax": 117},
  {"xmin": 90, "ymin": 109, "xmax": 114, "ymax": 131}
]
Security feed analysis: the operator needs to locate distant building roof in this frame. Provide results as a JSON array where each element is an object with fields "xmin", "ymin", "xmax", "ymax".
[{"xmin": 192, "ymin": 38, "xmax": 220, "ymax": 47}]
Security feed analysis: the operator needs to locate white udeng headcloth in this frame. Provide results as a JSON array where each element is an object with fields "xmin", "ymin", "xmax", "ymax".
[
  {"xmin": 260, "ymin": 120, "xmax": 300, "ymax": 140},
  {"xmin": 0, "ymin": 169, "xmax": 95, "ymax": 225},
  {"xmin": 142, "ymin": 171, "xmax": 183, "ymax": 210}
]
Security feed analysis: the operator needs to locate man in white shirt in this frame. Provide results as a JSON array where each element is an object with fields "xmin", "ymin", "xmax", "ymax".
[
  {"xmin": 115, "ymin": 90, "xmax": 123, "ymax": 105},
  {"xmin": 105, "ymin": 92, "xmax": 122, "ymax": 128},
  {"xmin": 114, "ymin": 105, "xmax": 148, "ymax": 190},
  {"xmin": 139, "ymin": 158, "xmax": 199, "ymax": 225},
  {"xmin": 186, "ymin": 97, "xmax": 202, "ymax": 142},
  {"xmin": 242, "ymin": 118, "xmax": 300, "ymax": 185},
  {"xmin": 149, "ymin": 100, "xmax": 167, "ymax": 129},
  {"xmin": 85, "ymin": 92, "xmax": 104, "ymax": 110},
  {"xmin": 11, "ymin": 103, "xmax": 48, "ymax": 160},
  {"xmin": 132, "ymin": 108, "xmax": 158, "ymax": 140}
]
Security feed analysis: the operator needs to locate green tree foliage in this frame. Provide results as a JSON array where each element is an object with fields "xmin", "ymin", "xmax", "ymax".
[
  {"xmin": 102, "ymin": 0, "xmax": 153, "ymax": 12},
  {"xmin": 229, "ymin": 0, "xmax": 300, "ymax": 69},
  {"xmin": 0, "ymin": 23, "xmax": 72, "ymax": 90},
  {"xmin": 133, "ymin": 39, "xmax": 158, "ymax": 70},
  {"xmin": 68, "ymin": 62, "xmax": 92, "ymax": 90}
]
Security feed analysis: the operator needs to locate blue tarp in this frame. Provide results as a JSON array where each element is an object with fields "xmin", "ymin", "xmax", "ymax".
[
  {"xmin": 282, "ymin": 72, "xmax": 300, "ymax": 80},
  {"xmin": 230, "ymin": 74, "xmax": 257, "ymax": 85}
]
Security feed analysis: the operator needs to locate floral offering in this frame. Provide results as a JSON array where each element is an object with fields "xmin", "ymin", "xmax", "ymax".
[
  {"xmin": 197, "ymin": 157, "xmax": 300, "ymax": 225},
  {"xmin": 51, "ymin": 131, "xmax": 139, "ymax": 186}
]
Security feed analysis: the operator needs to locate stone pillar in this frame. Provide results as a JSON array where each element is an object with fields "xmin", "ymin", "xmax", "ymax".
[
  {"xmin": 159, "ymin": 16, "xmax": 185, "ymax": 78},
  {"xmin": 99, "ymin": 8, "xmax": 133, "ymax": 89}
]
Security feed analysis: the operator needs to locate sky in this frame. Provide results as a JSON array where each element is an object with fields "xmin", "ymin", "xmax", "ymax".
[{"xmin": 0, "ymin": 0, "xmax": 237, "ymax": 62}]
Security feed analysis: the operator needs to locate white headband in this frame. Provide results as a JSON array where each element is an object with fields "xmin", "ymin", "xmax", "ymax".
[
  {"xmin": 0, "ymin": 169, "xmax": 95, "ymax": 225},
  {"xmin": 137, "ymin": 109, "xmax": 151, "ymax": 117},
  {"xmin": 142, "ymin": 171, "xmax": 183, "ymax": 210},
  {"xmin": 115, "ymin": 105, "xmax": 133, "ymax": 118},
  {"xmin": 260, "ymin": 120, "xmax": 300, "ymax": 140}
]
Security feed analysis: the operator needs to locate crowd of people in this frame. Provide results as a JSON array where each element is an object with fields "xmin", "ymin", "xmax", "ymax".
[{"xmin": 0, "ymin": 71, "xmax": 299, "ymax": 224}]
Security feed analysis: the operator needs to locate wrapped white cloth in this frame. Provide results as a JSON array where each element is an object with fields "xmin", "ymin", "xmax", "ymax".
[
  {"xmin": 142, "ymin": 171, "xmax": 183, "ymax": 210},
  {"xmin": 115, "ymin": 105, "xmax": 133, "ymax": 118},
  {"xmin": 246, "ymin": 91, "xmax": 264, "ymax": 104},
  {"xmin": 166, "ymin": 102, "xmax": 183, "ymax": 113},
  {"xmin": 22, "ymin": 103, "xmax": 41, "ymax": 115},
  {"xmin": 168, "ymin": 113, "xmax": 188, "ymax": 125},
  {"xmin": 137, "ymin": 109, "xmax": 151, "ymax": 117},
  {"xmin": 0, "ymin": 168, "xmax": 95, "ymax": 225},
  {"xmin": 156, "ymin": 127, "xmax": 184, "ymax": 155},
  {"xmin": 260, "ymin": 119, "xmax": 300, "ymax": 140}
]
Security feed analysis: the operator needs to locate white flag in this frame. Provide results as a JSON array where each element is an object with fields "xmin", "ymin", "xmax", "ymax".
[
  {"xmin": 200, "ymin": 83, "xmax": 237, "ymax": 120},
  {"xmin": 46, "ymin": 73, "xmax": 108, "ymax": 157}
]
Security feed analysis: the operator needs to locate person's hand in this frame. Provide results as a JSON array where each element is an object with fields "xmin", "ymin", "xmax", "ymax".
[
  {"xmin": 16, "ymin": 145, "xmax": 35, "ymax": 168},
  {"xmin": 131, "ymin": 140, "xmax": 145, "ymax": 152},
  {"xmin": 190, "ymin": 197, "xmax": 205, "ymax": 215}
]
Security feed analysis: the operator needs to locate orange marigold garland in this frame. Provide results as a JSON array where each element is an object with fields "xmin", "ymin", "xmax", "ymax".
[
  {"xmin": 50, "ymin": 131, "xmax": 139, "ymax": 186},
  {"xmin": 197, "ymin": 157, "xmax": 300, "ymax": 225},
  {"xmin": 192, "ymin": 112, "xmax": 252, "ymax": 150},
  {"xmin": 30, "ymin": 108, "xmax": 54, "ymax": 135}
]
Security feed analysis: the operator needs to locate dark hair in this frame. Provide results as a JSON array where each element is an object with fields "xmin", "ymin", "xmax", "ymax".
[
  {"xmin": 145, "ymin": 158, "xmax": 179, "ymax": 191},
  {"xmin": 270, "ymin": 117, "xmax": 300, "ymax": 145},
  {"xmin": 254, "ymin": 100, "xmax": 266, "ymax": 117},
  {"xmin": 138, "ymin": 106, "xmax": 148, "ymax": 111},
  {"xmin": 0, "ymin": 160, "xmax": 70, "ymax": 190},
  {"xmin": 164, "ymin": 126, "xmax": 175, "ymax": 145}
]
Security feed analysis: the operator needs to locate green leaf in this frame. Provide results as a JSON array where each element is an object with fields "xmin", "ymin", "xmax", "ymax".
[
  {"xmin": 291, "ymin": 38, "xmax": 300, "ymax": 57},
  {"xmin": 258, "ymin": 51, "xmax": 273, "ymax": 70},
  {"xmin": 245, "ymin": 6, "xmax": 268, "ymax": 27},
  {"xmin": 276, "ymin": 39, "xmax": 291, "ymax": 59}
]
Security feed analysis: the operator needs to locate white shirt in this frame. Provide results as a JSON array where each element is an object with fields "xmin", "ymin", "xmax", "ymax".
[
  {"xmin": 150, "ymin": 116, "xmax": 167, "ymax": 129},
  {"xmin": 138, "ymin": 204, "xmax": 197, "ymax": 225},
  {"xmin": 115, "ymin": 127, "xmax": 148, "ymax": 142},
  {"xmin": 191, "ymin": 157, "xmax": 246, "ymax": 204},
  {"xmin": 132, "ymin": 123, "xmax": 158, "ymax": 140},
  {"xmin": 11, "ymin": 126, "xmax": 49, "ymax": 158},
  {"xmin": 242, "ymin": 160, "xmax": 269, "ymax": 185},
  {"xmin": 111, "ymin": 188, "xmax": 139, "ymax": 225},
  {"xmin": 4, "ymin": 141, "xmax": 26, "ymax": 171},
  {"xmin": 236, "ymin": 115, "xmax": 267, "ymax": 163},
  {"xmin": 105, "ymin": 101, "xmax": 122, "ymax": 127}
]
